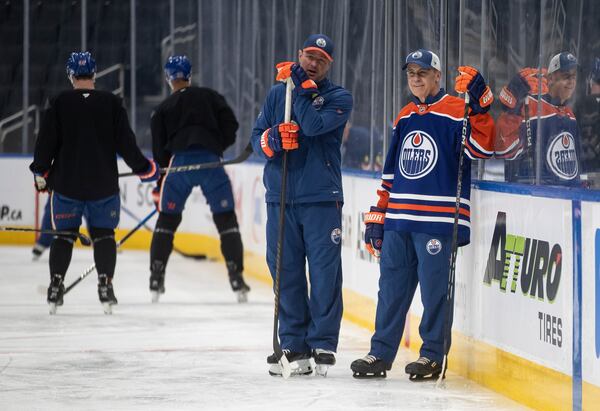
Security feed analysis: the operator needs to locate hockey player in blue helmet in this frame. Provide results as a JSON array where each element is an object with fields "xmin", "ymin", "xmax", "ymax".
[
  {"xmin": 30, "ymin": 51, "xmax": 159, "ymax": 314},
  {"xmin": 148, "ymin": 55, "xmax": 249, "ymax": 303},
  {"xmin": 66, "ymin": 51, "xmax": 96, "ymax": 83}
]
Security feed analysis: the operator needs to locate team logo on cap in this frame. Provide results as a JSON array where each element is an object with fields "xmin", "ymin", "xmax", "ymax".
[
  {"xmin": 330, "ymin": 228, "xmax": 342, "ymax": 245},
  {"xmin": 566, "ymin": 53, "xmax": 576, "ymax": 62},
  {"xmin": 426, "ymin": 239, "xmax": 442, "ymax": 255},
  {"xmin": 411, "ymin": 51, "xmax": 423, "ymax": 59},
  {"xmin": 546, "ymin": 132, "xmax": 578, "ymax": 180},
  {"xmin": 316, "ymin": 38, "xmax": 327, "ymax": 47},
  {"xmin": 399, "ymin": 130, "xmax": 438, "ymax": 179}
]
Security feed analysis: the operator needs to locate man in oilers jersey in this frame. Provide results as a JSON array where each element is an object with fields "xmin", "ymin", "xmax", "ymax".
[
  {"xmin": 574, "ymin": 57, "xmax": 600, "ymax": 176},
  {"xmin": 250, "ymin": 34, "xmax": 353, "ymax": 377},
  {"xmin": 351, "ymin": 49, "xmax": 495, "ymax": 380},
  {"xmin": 30, "ymin": 52, "xmax": 159, "ymax": 315},
  {"xmin": 495, "ymin": 52, "xmax": 582, "ymax": 186},
  {"xmin": 148, "ymin": 55, "xmax": 250, "ymax": 303}
]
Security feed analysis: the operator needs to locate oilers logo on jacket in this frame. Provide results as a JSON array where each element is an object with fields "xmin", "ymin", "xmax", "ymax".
[
  {"xmin": 496, "ymin": 94, "xmax": 581, "ymax": 185},
  {"xmin": 378, "ymin": 89, "xmax": 495, "ymax": 246}
]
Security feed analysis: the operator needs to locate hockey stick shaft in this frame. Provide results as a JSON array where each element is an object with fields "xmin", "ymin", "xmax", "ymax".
[
  {"xmin": 64, "ymin": 209, "xmax": 158, "ymax": 294},
  {"xmin": 118, "ymin": 143, "xmax": 253, "ymax": 178},
  {"xmin": 439, "ymin": 93, "xmax": 470, "ymax": 382},
  {"xmin": 120, "ymin": 205, "xmax": 206, "ymax": 260},
  {"xmin": 0, "ymin": 226, "xmax": 92, "ymax": 246},
  {"xmin": 272, "ymin": 78, "xmax": 293, "ymax": 378}
]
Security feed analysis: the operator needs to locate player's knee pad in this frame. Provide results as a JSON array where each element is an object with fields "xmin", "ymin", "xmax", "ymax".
[
  {"xmin": 154, "ymin": 212, "xmax": 182, "ymax": 236},
  {"xmin": 213, "ymin": 211, "xmax": 244, "ymax": 274},
  {"xmin": 89, "ymin": 227, "xmax": 116, "ymax": 244},
  {"xmin": 150, "ymin": 213, "xmax": 182, "ymax": 270}
]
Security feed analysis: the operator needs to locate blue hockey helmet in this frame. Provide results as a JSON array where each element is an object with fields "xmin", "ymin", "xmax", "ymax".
[
  {"xmin": 164, "ymin": 55, "xmax": 192, "ymax": 81},
  {"xmin": 66, "ymin": 51, "xmax": 96, "ymax": 78}
]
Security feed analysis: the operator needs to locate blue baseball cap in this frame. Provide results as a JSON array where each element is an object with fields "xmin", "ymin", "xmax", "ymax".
[
  {"xmin": 303, "ymin": 34, "xmax": 334, "ymax": 62},
  {"xmin": 547, "ymin": 52, "xmax": 578, "ymax": 75},
  {"xmin": 66, "ymin": 51, "xmax": 96, "ymax": 77},
  {"xmin": 402, "ymin": 49, "xmax": 441, "ymax": 71}
]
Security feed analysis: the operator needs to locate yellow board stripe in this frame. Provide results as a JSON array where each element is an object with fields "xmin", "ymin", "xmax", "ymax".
[{"xmin": 3, "ymin": 229, "xmax": 600, "ymax": 410}]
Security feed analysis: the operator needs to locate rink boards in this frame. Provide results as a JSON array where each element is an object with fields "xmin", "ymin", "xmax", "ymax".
[{"xmin": 1, "ymin": 156, "xmax": 599, "ymax": 410}]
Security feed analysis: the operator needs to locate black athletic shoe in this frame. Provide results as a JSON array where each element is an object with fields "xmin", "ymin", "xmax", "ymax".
[
  {"xmin": 47, "ymin": 274, "xmax": 65, "ymax": 305},
  {"xmin": 351, "ymin": 355, "xmax": 391, "ymax": 378},
  {"xmin": 267, "ymin": 350, "xmax": 313, "ymax": 376},
  {"xmin": 98, "ymin": 274, "xmax": 118, "ymax": 305},
  {"xmin": 405, "ymin": 356, "xmax": 444, "ymax": 381}
]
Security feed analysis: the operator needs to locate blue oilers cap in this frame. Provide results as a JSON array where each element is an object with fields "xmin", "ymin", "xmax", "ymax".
[
  {"xmin": 303, "ymin": 34, "xmax": 334, "ymax": 62},
  {"xmin": 402, "ymin": 49, "xmax": 441, "ymax": 71},
  {"xmin": 66, "ymin": 52, "xmax": 96, "ymax": 77},
  {"xmin": 164, "ymin": 55, "xmax": 192, "ymax": 81},
  {"xmin": 547, "ymin": 52, "xmax": 578, "ymax": 75}
]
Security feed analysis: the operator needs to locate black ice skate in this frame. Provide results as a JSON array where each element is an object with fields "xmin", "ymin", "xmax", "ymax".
[
  {"xmin": 228, "ymin": 271, "xmax": 250, "ymax": 303},
  {"xmin": 351, "ymin": 354, "xmax": 391, "ymax": 378},
  {"xmin": 267, "ymin": 350, "xmax": 312, "ymax": 377},
  {"xmin": 47, "ymin": 274, "xmax": 65, "ymax": 315},
  {"xmin": 98, "ymin": 274, "xmax": 118, "ymax": 315},
  {"xmin": 312, "ymin": 349, "xmax": 336, "ymax": 377},
  {"xmin": 405, "ymin": 356, "xmax": 444, "ymax": 381},
  {"xmin": 149, "ymin": 269, "xmax": 165, "ymax": 303}
]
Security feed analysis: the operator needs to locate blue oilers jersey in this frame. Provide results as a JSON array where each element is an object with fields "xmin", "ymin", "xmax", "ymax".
[
  {"xmin": 379, "ymin": 90, "xmax": 495, "ymax": 246},
  {"xmin": 497, "ymin": 94, "xmax": 581, "ymax": 186}
]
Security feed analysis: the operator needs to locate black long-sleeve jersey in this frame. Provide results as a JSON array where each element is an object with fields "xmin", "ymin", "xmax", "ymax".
[
  {"xmin": 150, "ymin": 86, "xmax": 239, "ymax": 167},
  {"xmin": 30, "ymin": 89, "xmax": 151, "ymax": 200}
]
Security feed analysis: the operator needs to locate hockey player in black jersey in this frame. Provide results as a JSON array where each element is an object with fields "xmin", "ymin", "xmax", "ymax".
[
  {"xmin": 30, "ymin": 52, "xmax": 159, "ymax": 315},
  {"xmin": 148, "ymin": 55, "xmax": 249, "ymax": 303}
]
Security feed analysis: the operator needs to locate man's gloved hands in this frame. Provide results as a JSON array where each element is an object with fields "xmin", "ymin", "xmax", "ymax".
[
  {"xmin": 260, "ymin": 122, "xmax": 300, "ymax": 158},
  {"xmin": 364, "ymin": 206, "xmax": 385, "ymax": 258},
  {"xmin": 33, "ymin": 171, "xmax": 49, "ymax": 192},
  {"xmin": 499, "ymin": 67, "xmax": 548, "ymax": 109},
  {"xmin": 275, "ymin": 61, "xmax": 318, "ymax": 97},
  {"xmin": 138, "ymin": 159, "xmax": 160, "ymax": 183},
  {"xmin": 454, "ymin": 66, "xmax": 494, "ymax": 114}
]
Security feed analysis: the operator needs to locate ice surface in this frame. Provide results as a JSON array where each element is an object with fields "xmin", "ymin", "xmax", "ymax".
[{"xmin": 0, "ymin": 246, "xmax": 528, "ymax": 410}]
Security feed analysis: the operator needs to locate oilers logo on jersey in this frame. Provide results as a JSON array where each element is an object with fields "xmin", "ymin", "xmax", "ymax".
[
  {"xmin": 399, "ymin": 130, "xmax": 438, "ymax": 179},
  {"xmin": 546, "ymin": 132, "xmax": 578, "ymax": 180}
]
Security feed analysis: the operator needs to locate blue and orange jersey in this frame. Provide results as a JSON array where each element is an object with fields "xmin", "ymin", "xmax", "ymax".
[
  {"xmin": 496, "ymin": 94, "xmax": 581, "ymax": 186},
  {"xmin": 378, "ymin": 89, "xmax": 495, "ymax": 246}
]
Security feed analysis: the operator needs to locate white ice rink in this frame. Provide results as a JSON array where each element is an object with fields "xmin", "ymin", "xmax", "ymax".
[{"xmin": 0, "ymin": 246, "xmax": 528, "ymax": 411}]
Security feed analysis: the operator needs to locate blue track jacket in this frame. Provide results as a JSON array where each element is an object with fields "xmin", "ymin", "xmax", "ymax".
[{"xmin": 251, "ymin": 78, "xmax": 353, "ymax": 204}]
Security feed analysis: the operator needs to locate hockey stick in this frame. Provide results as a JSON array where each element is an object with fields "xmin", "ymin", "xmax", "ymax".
[
  {"xmin": 438, "ymin": 93, "xmax": 470, "ymax": 385},
  {"xmin": 120, "ymin": 205, "xmax": 207, "ymax": 260},
  {"xmin": 0, "ymin": 226, "xmax": 92, "ymax": 246},
  {"xmin": 272, "ymin": 77, "xmax": 294, "ymax": 379},
  {"xmin": 117, "ymin": 143, "xmax": 253, "ymax": 178},
  {"xmin": 63, "ymin": 209, "xmax": 158, "ymax": 295}
]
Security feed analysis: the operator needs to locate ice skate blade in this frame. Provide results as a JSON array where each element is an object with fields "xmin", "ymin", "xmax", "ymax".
[
  {"xmin": 315, "ymin": 364, "xmax": 330, "ymax": 377},
  {"xmin": 268, "ymin": 360, "xmax": 312, "ymax": 377},
  {"xmin": 352, "ymin": 370, "xmax": 387, "ymax": 379},
  {"xmin": 151, "ymin": 291, "xmax": 160, "ymax": 303},
  {"xmin": 409, "ymin": 372, "xmax": 442, "ymax": 382},
  {"xmin": 236, "ymin": 290, "xmax": 248, "ymax": 303},
  {"xmin": 48, "ymin": 303, "xmax": 57, "ymax": 315},
  {"xmin": 102, "ymin": 302, "xmax": 113, "ymax": 315}
]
